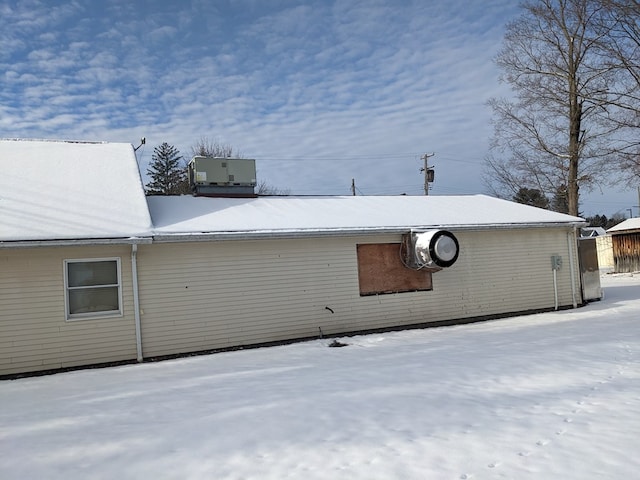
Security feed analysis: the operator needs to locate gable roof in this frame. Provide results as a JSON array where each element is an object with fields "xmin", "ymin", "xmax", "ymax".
[
  {"xmin": 607, "ymin": 218, "xmax": 640, "ymax": 234},
  {"xmin": 147, "ymin": 194, "xmax": 585, "ymax": 240},
  {"xmin": 0, "ymin": 139, "xmax": 153, "ymax": 243},
  {"xmin": 581, "ymin": 226, "xmax": 607, "ymax": 237}
]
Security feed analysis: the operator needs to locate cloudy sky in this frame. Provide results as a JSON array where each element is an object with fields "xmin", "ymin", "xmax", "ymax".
[{"xmin": 1, "ymin": 0, "xmax": 637, "ymax": 216}]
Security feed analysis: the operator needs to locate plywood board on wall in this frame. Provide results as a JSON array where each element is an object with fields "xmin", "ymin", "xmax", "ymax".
[{"xmin": 356, "ymin": 243, "xmax": 432, "ymax": 296}]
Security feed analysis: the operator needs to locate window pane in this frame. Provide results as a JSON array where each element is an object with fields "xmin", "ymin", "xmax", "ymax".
[
  {"xmin": 68, "ymin": 261, "xmax": 117, "ymax": 287},
  {"xmin": 68, "ymin": 287, "xmax": 119, "ymax": 315}
]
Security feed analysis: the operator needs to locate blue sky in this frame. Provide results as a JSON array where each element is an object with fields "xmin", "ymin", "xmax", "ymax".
[{"xmin": 1, "ymin": 0, "xmax": 637, "ymax": 216}]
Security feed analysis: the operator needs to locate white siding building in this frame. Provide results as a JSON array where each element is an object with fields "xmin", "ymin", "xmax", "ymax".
[{"xmin": 1, "ymin": 139, "xmax": 586, "ymax": 376}]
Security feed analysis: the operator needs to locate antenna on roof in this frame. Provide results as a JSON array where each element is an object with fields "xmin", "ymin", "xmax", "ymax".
[{"xmin": 134, "ymin": 137, "xmax": 146, "ymax": 152}]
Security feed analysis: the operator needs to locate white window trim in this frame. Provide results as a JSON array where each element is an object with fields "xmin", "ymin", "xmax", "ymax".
[{"xmin": 63, "ymin": 257, "xmax": 123, "ymax": 321}]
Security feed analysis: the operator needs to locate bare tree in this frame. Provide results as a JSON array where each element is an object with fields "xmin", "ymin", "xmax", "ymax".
[
  {"xmin": 190, "ymin": 137, "xmax": 238, "ymax": 158},
  {"xmin": 189, "ymin": 137, "xmax": 289, "ymax": 195},
  {"xmin": 484, "ymin": 0, "xmax": 623, "ymax": 215},
  {"xmin": 255, "ymin": 179, "xmax": 291, "ymax": 195},
  {"xmin": 594, "ymin": 0, "xmax": 640, "ymax": 182}
]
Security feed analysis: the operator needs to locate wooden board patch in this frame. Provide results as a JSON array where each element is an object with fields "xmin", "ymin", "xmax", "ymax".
[{"xmin": 356, "ymin": 243, "xmax": 433, "ymax": 296}]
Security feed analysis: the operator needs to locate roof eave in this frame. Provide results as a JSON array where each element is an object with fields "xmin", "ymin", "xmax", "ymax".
[
  {"xmin": 609, "ymin": 228, "xmax": 640, "ymax": 235},
  {"xmin": 151, "ymin": 221, "xmax": 586, "ymax": 243},
  {"xmin": 0, "ymin": 236, "xmax": 153, "ymax": 249}
]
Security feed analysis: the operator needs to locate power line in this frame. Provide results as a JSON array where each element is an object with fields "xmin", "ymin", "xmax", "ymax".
[{"xmin": 247, "ymin": 153, "xmax": 486, "ymax": 164}]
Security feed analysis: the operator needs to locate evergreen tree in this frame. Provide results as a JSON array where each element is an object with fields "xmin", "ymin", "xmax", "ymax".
[
  {"xmin": 585, "ymin": 213, "xmax": 626, "ymax": 230},
  {"xmin": 145, "ymin": 143, "xmax": 188, "ymax": 195},
  {"xmin": 605, "ymin": 214, "xmax": 626, "ymax": 229},
  {"xmin": 586, "ymin": 214, "xmax": 608, "ymax": 229},
  {"xmin": 551, "ymin": 185, "xmax": 569, "ymax": 214},
  {"xmin": 512, "ymin": 187, "xmax": 549, "ymax": 209}
]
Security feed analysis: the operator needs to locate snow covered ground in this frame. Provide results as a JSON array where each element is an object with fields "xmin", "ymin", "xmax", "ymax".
[{"xmin": 1, "ymin": 274, "xmax": 639, "ymax": 480}]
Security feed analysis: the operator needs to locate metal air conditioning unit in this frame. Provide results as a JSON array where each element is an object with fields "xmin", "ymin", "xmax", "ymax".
[
  {"xmin": 188, "ymin": 156, "xmax": 257, "ymax": 197},
  {"xmin": 403, "ymin": 230, "xmax": 460, "ymax": 271}
]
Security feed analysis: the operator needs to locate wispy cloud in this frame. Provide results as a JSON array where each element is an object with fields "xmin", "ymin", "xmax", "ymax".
[{"xmin": 11, "ymin": 0, "xmax": 620, "ymax": 205}]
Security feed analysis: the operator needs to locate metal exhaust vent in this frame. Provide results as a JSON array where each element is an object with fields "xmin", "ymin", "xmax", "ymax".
[{"xmin": 403, "ymin": 230, "xmax": 459, "ymax": 270}]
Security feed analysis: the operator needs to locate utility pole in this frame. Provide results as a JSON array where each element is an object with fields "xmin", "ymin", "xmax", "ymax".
[{"xmin": 420, "ymin": 153, "xmax": 435, "ymax": 195}]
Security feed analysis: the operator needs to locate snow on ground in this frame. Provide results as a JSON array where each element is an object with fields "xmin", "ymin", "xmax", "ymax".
[{"xmin": 1, "ymin": 274, "xmax": 640, "ymax": 480}]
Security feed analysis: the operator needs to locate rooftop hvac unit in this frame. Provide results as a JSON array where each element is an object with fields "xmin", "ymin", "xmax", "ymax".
[
  {"xmin": 188, "ymin": 156, "xmax": 257, "ymax": 196},
  {"xmin": 403, "ymin": 230, "xmax": 459, "ymax": 271}
]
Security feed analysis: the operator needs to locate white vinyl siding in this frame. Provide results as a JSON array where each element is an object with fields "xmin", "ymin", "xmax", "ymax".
[
  {"xmin": 0, "ymin": 227, "xmax": 581, "ymax": 376},
  {"xmin": 596, "ymin": 235, "xmax": 614, "ymax": 270},
  {"xmin": 136, "ymin": 228, "xmax": 581, "ymax": 358},
  {"xmin": 64, "ymin": 258, "xmax": 122, "ymax": 320},
  {"xmin": 0, "ymin": 246, "xmax": 137, "ymax": 376}
]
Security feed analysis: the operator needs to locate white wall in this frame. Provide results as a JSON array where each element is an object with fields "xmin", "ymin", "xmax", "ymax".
[
  {"xmin": 0, "ymin": 228, "xmax": 580, "ymax": 375},
  {"xmin": 0, "ymin": 245, "xmax": 138, "ymax": 376},
  {"xmin": 136, "ymin": 228, "xmax": 580, "ymax": 358}
]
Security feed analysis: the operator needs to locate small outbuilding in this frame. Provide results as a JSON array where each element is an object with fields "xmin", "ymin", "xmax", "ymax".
[
  {"xmin": 607, "ymin": 218, "xmax": 640, "ymax": 273},
  {"xmin": 1, "ymin": 139, "xmax": 587, "ymax": 377}
]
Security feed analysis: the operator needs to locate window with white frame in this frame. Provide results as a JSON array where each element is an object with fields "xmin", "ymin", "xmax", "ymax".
[{"xmin": 64, "ymin": 258, "xmax": 122, "ymax": 319}]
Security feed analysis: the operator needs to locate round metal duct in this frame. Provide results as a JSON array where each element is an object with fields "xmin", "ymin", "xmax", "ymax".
[{"xmin": 414, "ymin": 230, "xmax": 459, "ymax": 268}]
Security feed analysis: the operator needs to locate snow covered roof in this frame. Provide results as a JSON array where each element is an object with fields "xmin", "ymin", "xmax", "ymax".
[
  {"xmin": 607, "ymin": 218, "xmax": 640, "ymax": 234},
  {"xmin": 148, "ymin": 194, "xmax": 585, "ymax": 240},
  {"xmin": 581, "ymin": 226, "xmax": 607, "ymax": 237},
  {"xmin": 0, "ymin": 139, "xmax": 585, "ymax": 245},
  {"xmin": 0, "ymin": 139, "xmax": 153, "ymax": 242}
]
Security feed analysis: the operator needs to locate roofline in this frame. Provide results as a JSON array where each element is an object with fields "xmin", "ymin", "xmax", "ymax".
[
  {"xmin": 1, "ymin": 221, "xmax": 586, "ymax": 247},
  {"xmin": 0, "ymin": 237, "xmax": 153, "ymax": 249},
  {"xmin": 0, "ymin": 138, "xmax": 110, "ymax": 144},
  {"xmin": 151, "ymin": 221, "xmax": 586, "ymax": 243},
  {"xmin": 609, "ymin": 228, "xmax": 640, "ymax": 235}
]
